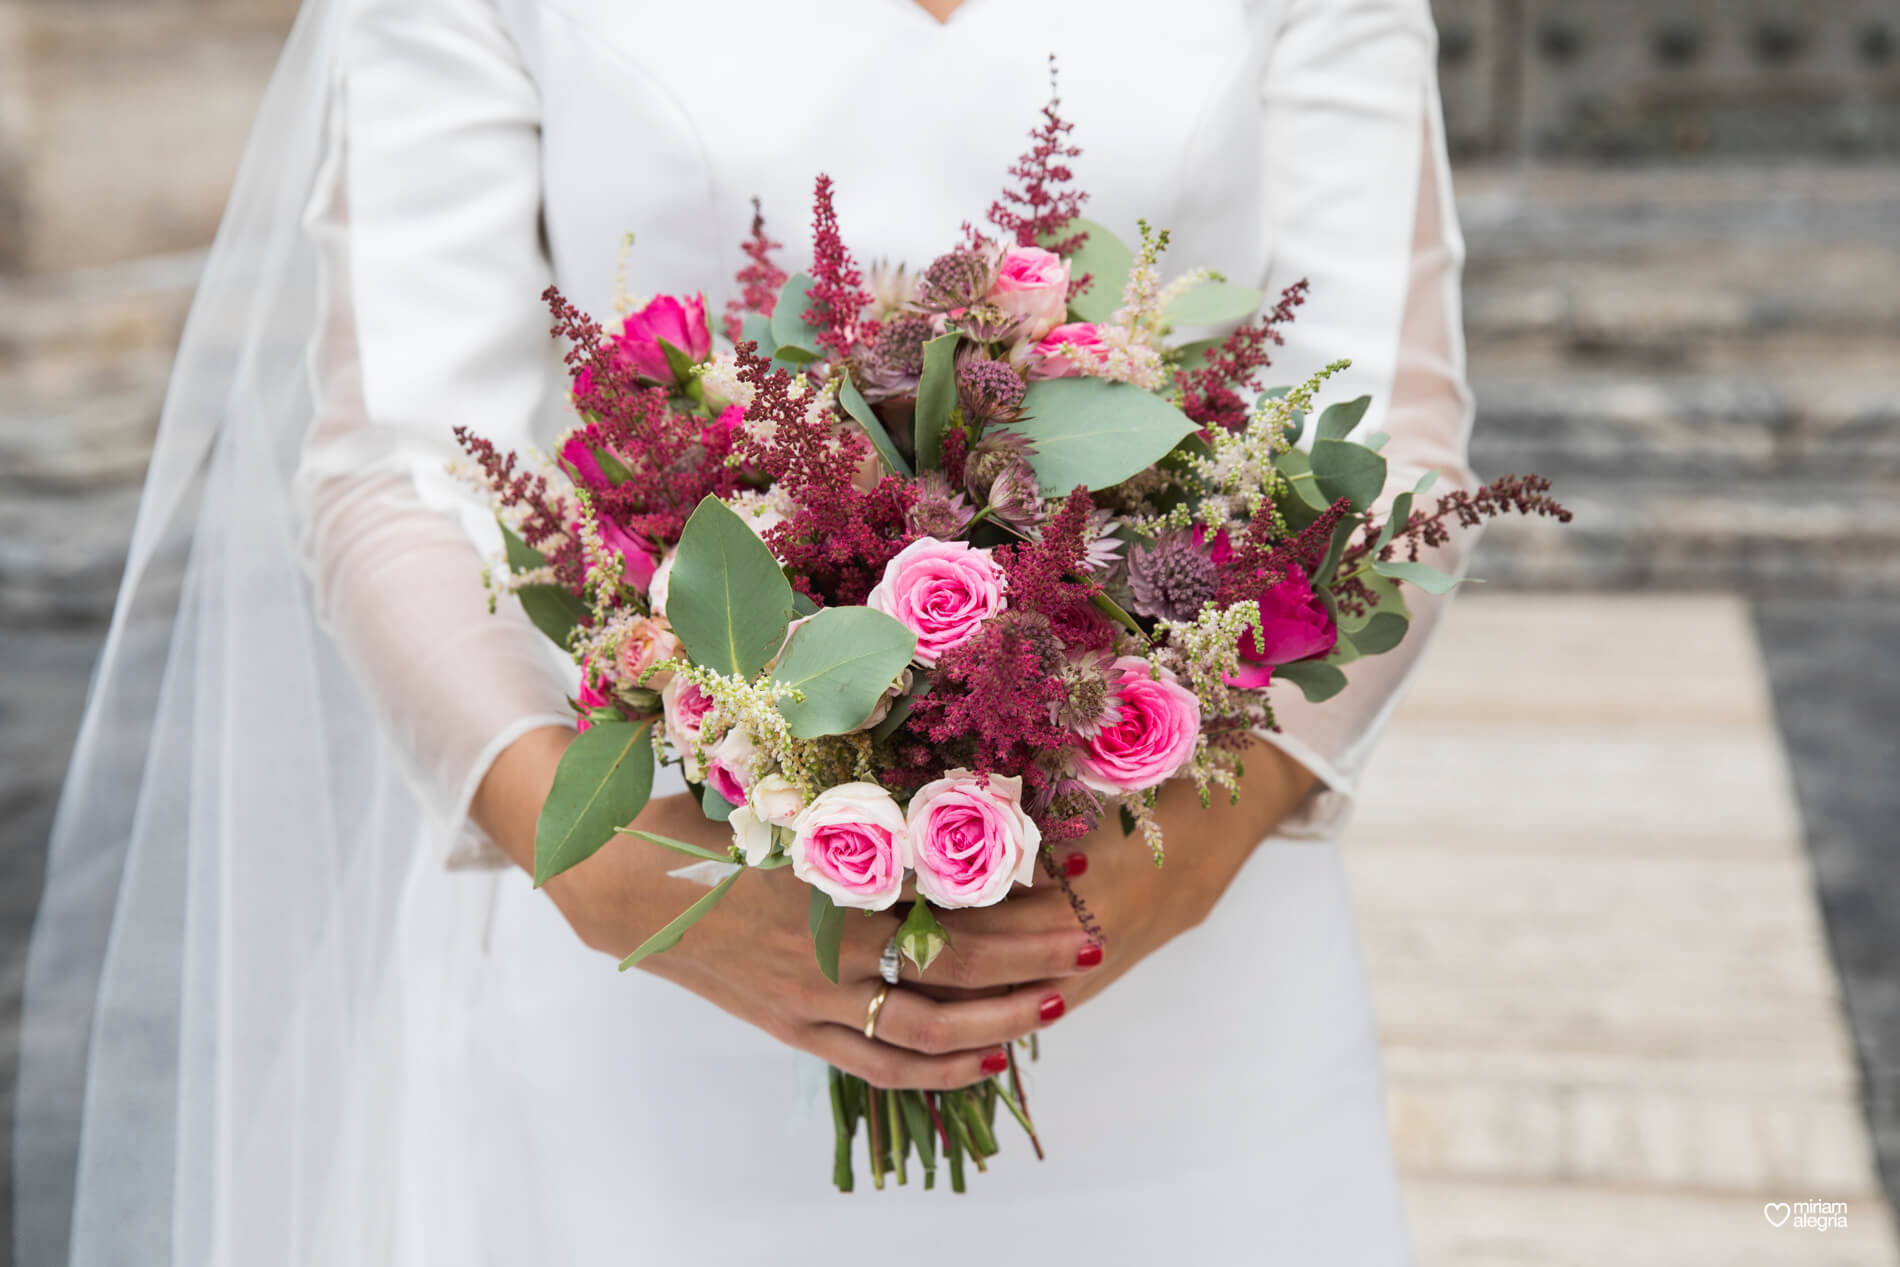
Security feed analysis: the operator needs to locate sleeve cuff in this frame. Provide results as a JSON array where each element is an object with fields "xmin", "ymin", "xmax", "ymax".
[
  {"xmin": 1251, "ymin": 726, "xmax": 1356, "ymax": 841},
  {"xmin": 434, "ymin": 712, "xmax": 578, "ymax": 871}
]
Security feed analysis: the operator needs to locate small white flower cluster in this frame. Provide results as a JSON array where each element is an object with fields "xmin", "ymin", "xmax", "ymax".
[
  {"xmin": 1151, "ymin": 600, "xmax": 1270, "ymax": 724},
  {"xmin": 569, "ymin": 487, "xmax": 625, "ymax": 620}
]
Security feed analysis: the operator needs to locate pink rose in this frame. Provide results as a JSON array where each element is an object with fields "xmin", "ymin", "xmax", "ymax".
[
  {"xmin": 585, "ymin": 516, "xmax": 658, "ymax": 592},
  {"xmin": 615, "ymin": 616, "xmax": 681, "ymax": 687},
  {"xmin": 1225, "ymin": 564, "xmax": 1336, "ymax": 689},
  {"xmin": 748, "ymin": 774, "xmax": 805, "ymax": 827},
  {"xmin": 986, "ymin": 246, "xmax": 1071, "ymax": 341},
  {"xmin": 905, "ymin": 771, "xmax": 1042, "ymax": 909},
  {"xmin": 614, "ymin": 293, "xmax": 712, "ymax": 387},
  {"xmin": 560, "ymin": 432, "xmax": 613, "ymax": 490},
  {"xmin": 788, "ymin": 783, "xmax": 911, "ymax": 911},
  {"xmin": 575, "ymin": 669, "xmax": 613, "ymax": 734},
  {"xmin": 1074, "ymin": 656, "xmax": 1201, "ymax": 794},
  {"xmin": 660, "ymin": 677, "xmax": 717, "ymax": 778},
  {"xmin": 705, "ymin": 729, "xmax": 761, "ymax": 807},
  {"xmin": 865, "ymin": 538, "xmax": 1007, "ymax": 667},
  {"xmin": 1030, "ymin": 322, "xmax": 1109, "ymax": 379}
]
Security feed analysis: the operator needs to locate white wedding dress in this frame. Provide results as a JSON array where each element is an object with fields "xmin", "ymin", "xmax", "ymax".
[{"xmin": 18, "ymin": 1, "xmax": 1479, "ymax": 1263}]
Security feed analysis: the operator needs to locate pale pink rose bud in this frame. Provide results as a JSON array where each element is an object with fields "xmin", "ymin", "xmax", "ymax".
[
  {"xmin": 986, "ymin": 246, "xmax": 1071, "ymax": 342},
  {"xmin": 615, "ymin": 616, "xmax": 683, "ymax": 688},
  {"xmin": 1030, "ymin": 322, "xmax": 1110, "ymax": 380},
  {"xmin": 728, "ymin": 804, "xmax": 776, "ymax": 867},
  {"xmin": 748, "ymin": 774, "xmax": 805, "ymax": 828},
  {"xmin": 660, "ymin": 676, "xmax": 716, "ymax": 780},
  {"xmin": 1073, "ymin": 656, "xmax": 1202, "ymax": 794},
  {"xmin": 865, "ymin": 537, "xmax": 1007, "ymax": 667},
  {"xmin": 858, "ymin": 667, "xmax": 914, "ymax": 731},
  {"xmin": 905, "ymin": 771, "xmax": 1041, "ymax": 909},
  {"xmin": 705, "ymin": 728, "xmax": 761, "ymax": 807},
  {"xmin": 789, "ymin": 783, "xmax": 911, "ymax": 912}
]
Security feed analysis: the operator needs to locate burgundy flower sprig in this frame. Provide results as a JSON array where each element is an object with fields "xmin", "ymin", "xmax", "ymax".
[
  {"xmin": 988, "ymin": 57, "xmax": 1088, "ymax": 260},
  {"xmin": 1175, "ymin": 279, "xmax": 1309, "ymax": 432},
  {"xmin": 723, "ymin": 197, "xmax": 788, "ymax": 343},
  {"xmin": 804, "ymin": 175, "xmax": 874, "ymax": 358}
]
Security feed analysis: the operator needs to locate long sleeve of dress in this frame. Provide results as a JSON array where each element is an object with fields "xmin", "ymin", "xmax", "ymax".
[
  {"xmin": 1251, "ymin": 0, "xmax": 1480, "ymax": 838},
  {"xmin": 294, "ymin": 0, "xmax": 574, "ymax": 869}
]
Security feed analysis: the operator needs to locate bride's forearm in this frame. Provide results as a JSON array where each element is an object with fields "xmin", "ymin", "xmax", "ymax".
[{"xmin": 469, "ymin": 724, "xmax": 575, "ymax": 875}]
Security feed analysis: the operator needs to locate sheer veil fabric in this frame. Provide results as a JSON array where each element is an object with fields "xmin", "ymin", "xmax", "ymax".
[{"xmin": 18, "ymin": 0, "xmax": 1476, "ymax": 1261}]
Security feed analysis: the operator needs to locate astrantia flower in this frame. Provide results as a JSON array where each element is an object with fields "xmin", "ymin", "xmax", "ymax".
[
  {"xmin": 858, "ymin": 315, "xmax": 932, "ymax": 403},
  {"xmin": 906, "ymin": 470, "xmax": 976, "ymax": 539},
  {"xmin": 1081, "ymin": 509, "xmax": 1125, "ymax": 576},
  {"xmin": 918, "ymin": 246, "xmax": 996, "ymax": 311},
  {"xmin": 950, "ymin": 303, "xmax": 1027, "ymax": 346},
  {"xmin": 1126, "ymin": 529, "xmax": 1217, "ymax": 622},
  {"xmin": 1050, "ymin": 650, "xmax": 1124, "ymax": 738},
  {"xmin": 964, "ymin": 429, "xmax": 1036, "ymax": 500},
  {"xmin": 866, "ymin": 259, "xmax": 917, "ymax": 321},
  {"xmin": 985, "ymin": 461, "xmax": 1045, "ymax": 533},
  {"xmin": 956, "ymin": 356, "xmax": 1028, "ymax": 428}
]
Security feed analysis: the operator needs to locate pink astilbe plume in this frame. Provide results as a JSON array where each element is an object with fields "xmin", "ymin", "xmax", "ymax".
[
  {"xmin": 723, "ymin": 197, "xmax": 789, "ymax": 343},
  {"xmin": 1215, "ymin": 495, "xmax": 1354, "ymax": 612},
  {"xmin": 545, "ymin": 287, "xmax": 742, "ymax": 545},
  {"xmin": 802, "ymin": 175, "xmax": 873, "ymax": 358},
  {"xmin": 452, "ymin": 425, "xmax": 589, "ymax": 599},
  {"xmin": 1175, "ymin": 280, "xmax": 1309, "ymax": 432},
  {"xmin": 731, "ymin": 343, "xmax": 915, "ymax": 604},
  {"xmin": 988, "ymin": 56, "xmax": 1089, "ymax": 259}
]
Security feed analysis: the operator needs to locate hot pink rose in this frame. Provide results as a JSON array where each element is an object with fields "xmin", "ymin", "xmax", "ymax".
[
  {"xmin": 574, "ymin": 669, "xmax": 613, "ymax": 734},
  {"xmin": 587, "ymin": 516, "xmax": 658, "ymax": 591},
  {"xmin": 905, "ymin": 771, "xmax": 1042, "ymax": 909},
  {"xmin": 560, "ymin": 432, "xmax": 612, "ymax": 490},
  {"xmin": 865, "ymin": 538, "xmax": 1007, "ymax": 667},
  {"xmin": 614, "ymin": 293, "xmax": 712, "ymax": 387},
  {"xmin": 660, "ymin": 677, "xmax": 717, "ymax": 778},
  {"xmin": 1074, "ymin": 657, "xmax": 1201, "ymax": 794},
  {"xmin": 789, "ymin": 783, "xmax": 911, "ymax": 911},
  {"xmin": 987, "ymin": 246, "xmax": 1071, "ymax": 341},
  {"xmin": 1030, "ymin": 322, "xmax": 1109, "ymax": 379},
  {"xmin": 705, "ymin": 729, "xmax": 761, "ymax": 807},
  {"xmin": 1225, "ymin": 564, "xmax": 1336, "ymax": 689}
]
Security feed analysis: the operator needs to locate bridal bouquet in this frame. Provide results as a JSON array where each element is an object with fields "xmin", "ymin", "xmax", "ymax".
[{"xmin": 454, "ymin": 77, "xmax": 1567, "ymax": 1193}]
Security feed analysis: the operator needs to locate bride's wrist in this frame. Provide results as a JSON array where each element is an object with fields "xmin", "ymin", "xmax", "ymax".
[{"xmin": 470, "ymin": 724, "xmax": 575, "ymax": 874}]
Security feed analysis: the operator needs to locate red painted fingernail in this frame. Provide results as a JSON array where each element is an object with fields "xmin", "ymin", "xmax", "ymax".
[
  {"xmin": 1075, "ymin": 942, "xmax": 1103, "ymax": 969},
  {"xmin": 981, "ymin": 1050, "xmax": 1009, "ymax": 1075},
  {"xmin": 1062, "ymin": 852, "xmax": 1088, "ymax": 877},
  {"xmin": 1039, "ymin": 993, "xmax": 1066, "ymax": 1023}
]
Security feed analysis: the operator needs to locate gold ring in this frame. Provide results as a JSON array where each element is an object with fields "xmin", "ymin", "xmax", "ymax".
[{"xmin": 862, "ymin": 982, "xmax": 892, "ymax": 1040}]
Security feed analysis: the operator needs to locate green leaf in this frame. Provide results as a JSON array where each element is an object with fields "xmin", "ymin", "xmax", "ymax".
[
  {"xmin": 1271, "ymin": 449, "xmax": 1327, "ymax": 531},
  {"xmin": 1045, "ymin": 217, "xmax": 1132, "ymax": 324},
  {"xmin": 1015, "ymin": 378, "xmax": 1199, "ymax": 492},
  {"xmin": 697, "ymin": 782, "xmax": 737, "ymax": 823},
  {"xmin": 912, "ymin": 333, "xmax": 961, "ymax": 470},
  {"xmin": 739, "ymin": 311, "xmax": 776, "ymax": 356},
  {"xmin": 667, "ymin": 495, "xmax": 797, "ymax": 679},
  {"xmin": 791, "ymin": 589, "xmax": 820, "ymax": 618},
  {"xmin": 1163, "ymin": 281, "xmax": 1264, "ymax": 328},
  {"xmin": 809, "ymin": 888, "xmax": 846, "ymax": 985},
  {"xmin": 616, "ymin": 828, "xmax": 732, "ymax": 863},
  {"xmin": 839, "ymin": 373, "xmax": 913, "ymax": 478},
  {"xmin": 1339, "ymin": 571, "xmax": 1409, "ymax": 634},
  {"xmin": 1372, "ymin": 559, "xmax": 1467, "ymax": 594},
  {"xmin": 770, "ymin": 606, "xmax": 917, "ymax": 738},
  {"xmin": 1314, "ymin": 511, "xmax": 1360, "ymax": 590},
  {"xmin": 1310, "ymin": 439, "xmax": 1387, "ymax": 512},
  {"xmin": 534, "ymin": 722, "xmax": 655, "ymax": 886},
  {"xmin": 1274, "ymin": 659, "xmax": 1349, "ymax": 703},
  {"xmin": 1364, "ymin": 430, "xmax": 1390, "ymax": 452},
  {"xmin": 1324, "ymin": 624, "xmax": 1360, "ymax": 667},
  {"xmin": 770, "ymin": 272, "xmax": 825, "ymax": 358},
  {"xmin": 867, "ymin": 692, "xmax": 916, "ymax": 743},
  {"xmin": 657, "ymin": 336, "xmax": 697, "ymax": 385},
  {"xmin": 1170, "ymin": 337, "xmax": 1222, "ymax": 374},
  {"xmin": 1119, "ymin": 805, "xmax": 1139, "ymax": 836},
  {"xmin": 500, "ymin": 523, "xmax": 589, "ymax": 647},
  {"xmin": 1372, "ymin": 490, "xmax": 1416, "ymax": 556},
  {"xmin": 618, "ymin": 867, "xmax": 743, "ymax": 970},
  {"xmin": 1316, "ymin": 396, "xmax": 1372, "ymax": 441},
  {"xmin": 896, "ymin": 900, "xmax": 950, "ymax": 975},
  {"xmin": 1090, "ymin": 589, "xmax": 1143, "ymax": 635},
  {"xmin": 1414, "ymin": 469, "xmax": 1442, "ymax": 496},
  {"xmin": 1349, "ymin": 610, "xmax": 1409, "ymax": 656}
]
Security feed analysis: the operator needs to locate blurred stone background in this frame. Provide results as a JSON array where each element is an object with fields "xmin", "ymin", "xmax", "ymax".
[{"xmin": 1, "ymin": 0, "xmax": 1897, "ymax": 1257}]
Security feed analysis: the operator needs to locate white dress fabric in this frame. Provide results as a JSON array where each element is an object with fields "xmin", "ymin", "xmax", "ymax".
[{"xmin": 20, "ymin": 0, "xmax": 1478, "ymax": 1263}]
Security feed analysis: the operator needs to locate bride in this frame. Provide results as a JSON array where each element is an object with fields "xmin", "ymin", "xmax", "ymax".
[{"xmin": 17, "ymin": 0, "xmax": 1477, "ymax": 1262}]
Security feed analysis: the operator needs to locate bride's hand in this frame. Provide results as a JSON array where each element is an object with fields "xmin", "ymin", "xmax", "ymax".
[
  {"xmin": 473, "ymin": 727, "xmax": 1100, "ymax": 1090},
  {"xmin": 928, "ymin": 740, "xmax": 1317, "ymax": 1015}
]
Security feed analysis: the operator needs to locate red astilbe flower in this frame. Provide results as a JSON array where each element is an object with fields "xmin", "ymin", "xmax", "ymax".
[
  {"xmin": 988, "ymin": 56, "xmax": 1089, "ymax": 258},
  {"xmin": 1214, "ymin": 495, "xmax": 1354, "ymax": 610},
  {"xmin": 452, "ymin": 425, "xmax": 590, "ymax": 599},
  {"xmin": 1175, "ymin": 280, "xmax": 1310, "ymax": 432},
  {"xmin": 546, "ymin": 287, "xmax": 742, "ymax": 545},
  {"xmin": 723, "ymin": 196, "xmax": 789, "ymax": 343},
  {"xmin": 996, "ymin": 486, "xmax": 1102, "ymax": 626},
  {"xmin": 802, "ymin": 175, "xmax": 873, "ymax": 358},
  {"xmin": 731, "ymin": 343, "xmax": 915, "ymax": 605}
]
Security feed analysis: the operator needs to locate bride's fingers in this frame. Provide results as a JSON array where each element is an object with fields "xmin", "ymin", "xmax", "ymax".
[
  {"xmin": 834, "ymin": 980, "xmax": 1064, "ymax": 1058},
  {"xmin": 802, "ymin": 1023, "xmax": 1002, "ymax": 1092},
  {"xmin": 900, "ymin": 929, "xmax": 1098, "ymax": 990}
]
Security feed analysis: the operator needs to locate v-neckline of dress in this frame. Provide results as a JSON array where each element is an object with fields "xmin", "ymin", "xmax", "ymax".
[{"xmin": 900, "ymin": 0, "xmax": 975, "ymax": 29}]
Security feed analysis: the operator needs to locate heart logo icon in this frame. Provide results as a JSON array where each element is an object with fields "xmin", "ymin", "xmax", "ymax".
[{"xmin": 1764, "ymin": 1202, "xmax": 1792, "ymax": 1227}]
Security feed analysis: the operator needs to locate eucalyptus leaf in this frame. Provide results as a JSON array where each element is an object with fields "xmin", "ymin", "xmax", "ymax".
[
  {"xmin": 1015, "ymin": 378, "xmax": 1198, "ymax": 492},
  {"xmin": 1043, "ymin": 217, "xmax": 1131, "ymax": 324},
  {"xmin": 1163, "ymin": 281, "xmax": 1264, "ymax": 328},
  {"xmin": 618, "ymin": 867, "xmax": 743, "ymax": 970},
  {"xmin": 616, "ymin": 828, "xmax": 731, "ymax": 863},
  {"xmin": 697, "ymin": 782, "xmax": 737, "ymax": 823},
  {"xmin": 1314, "ymin": 511, "xmax": 1360, "ymax": 590},
  {"xmin": 1170, "ymin": 337, "xmax": 1222, "ymax": 375},
  {"xmin": 868, "ymin": 690, "xmax": 919, "ymax": 743},
  {"xmin": 912, "ymin": 333, "xmax": 960, "ymax": 470},
  {"xmin": 1372, "ymin": 490, "xmax": 1416, "ymax": 555},
  {"xmin": 1414, "ymin": 469, "xmax": 1442, "ymax": 496},
  {"xmin": 770, "ymin": 272, "xmax": 825, "ymax": 358},
  {"xmin": 896, "ymin": 900, "xmax": 950, "ymax": 975},
  {"xmin": 1364, "ymin": 430, "xmax": 1390, "ymax": 452},
  {"xmin": 791, "ymin": 590, "xmax": 820, "ymax": 618},
  {"xmin": 1271, "ymin": 449, "xmax": 1327, "ymax": 530},
  {"xmin": 1339, "ymin": 570, "xmax": 1409, "ymax": 633},
  {"xmin": 1316, "ymin": 396, "xmax": 1371, "ymax": 441},
  {"xmin": 739, "ymin": 311, "xmax": 776, "ymax": 356},
  {"xmin": 534, "ymin": 722, "xmax": 655, "ymax": 886},
  {"xmin": 1274, "ymin": 659, "xmax": 1349, "ymax": 703},
  {"xmin": 771, "ymin": 606, "xmax": 918, "ymax": 739},
  {"xmin": 1349, "ymin": 610, "xmax": 1409, "ymax": 656},
  {"xmin": 1372, "ymin": 559, "xmax": 1466, "ymax": 594},
  {"xmin": 839, "ymin": 373, "xmax": 912, "ymax": 478},
  {"xmin": 809, "ymin": 888, "xmax": 846, "ymax": 985},
  {"xmin": 1310, "ymin": 439, "xmax": 1387, "ymax": 512},
  {"xmin": 667, "ymin": 495, "xmax": 797, "ymax": 678},
  {"xmin": 1324, "ymin": 625, "xmax": 1361, "ymax": 667},
  {"xmin": 501, "ymin": 523, "xmax": 589, "ymax": 647}
]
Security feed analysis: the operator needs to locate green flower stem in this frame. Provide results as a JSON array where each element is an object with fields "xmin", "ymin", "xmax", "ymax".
[
  {"xmin": 1005, "ymin": 1045, "xmax": 1045, "ymax": 1161},
  {"xmin": 944, "ymin": 1102, "xmax": 967, "ymax": 1194},
  {"xmin": 866, "ymin": 1083, "xmax": 886, "ymax": 1191},
  {"xmin": 828, "ymin": 1068, "xmax": 855, "ymax": 1193},
  {"xmin": 961, "ymin": 1088, "xmax": 999, "ymax": 1158},
  {"xmin": 887, "ymin": 1087, "xmax": 908, "ymax": 1187}
]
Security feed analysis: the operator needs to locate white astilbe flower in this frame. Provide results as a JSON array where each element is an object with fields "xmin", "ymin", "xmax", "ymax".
[
  {"xmin": 1150, "ymin": 600, "xmax": 1272, "ymax": 726},
  {"xmin": 569, "ymin": 487, "xmax": 625, "ymax": 625},
  {"xmin": 695, "ymin": 351, "xmax": 757, "ymax": 412},
  {"xmin": 1153, "ymin": 267, "xmax": 1218, "ymax": 317}
]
